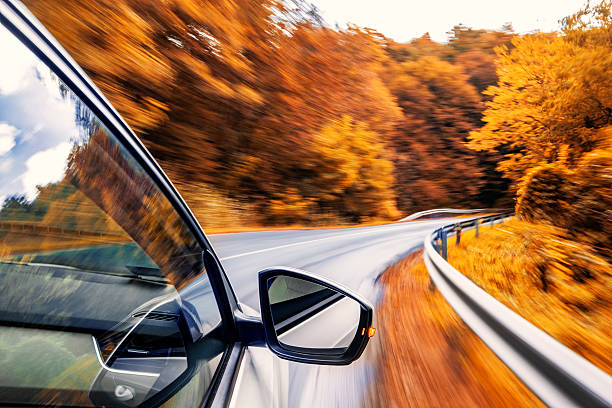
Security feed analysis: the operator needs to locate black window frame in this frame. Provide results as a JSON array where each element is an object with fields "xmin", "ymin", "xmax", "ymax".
[{"xmin": 0, "ymin": 1, "xmax": 243, "ymax": 406}]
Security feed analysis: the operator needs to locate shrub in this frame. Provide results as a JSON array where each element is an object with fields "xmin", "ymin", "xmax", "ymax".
[
  {"xmin": 571, "ymin": 150, "xmax": 612, "ymax": 261},
  {"xmin": 516, "ymin": 147, "xmax": 612, "ymax": 262},
  {"xmin": 515, "ymin": 162, "xmax": 576, "ymax": 227}
]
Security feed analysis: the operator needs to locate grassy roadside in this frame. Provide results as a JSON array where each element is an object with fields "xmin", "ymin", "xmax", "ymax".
[
  {"xmin": 175, "ymin": 181, "xmax": 399, "ymax": 234},
  {"xmin": 176, "ymin": 179, "xmax": 498, "ymax": 234},
  {"xmin": 446, "ymin": 218, "xmax": 612, "ymax": 375},
  {"xmin": 202, "ymin": 219, "xmax": 394, "ymax": 235},
  {"xmin": 374, "ymin": 251, "xmax": 543, "ymax": 407}
]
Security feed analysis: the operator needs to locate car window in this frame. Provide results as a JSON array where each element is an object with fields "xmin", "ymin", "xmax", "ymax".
[{"xmin": 0, "ymin": 22, "xmax": 224, "ymax": 407}]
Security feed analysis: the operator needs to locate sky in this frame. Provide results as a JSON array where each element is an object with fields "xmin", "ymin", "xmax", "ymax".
[
  {"xmin": 311, "ymin": 0, "xmax": 589, "ymax": 43},
  {"xmin": 0, "ymin": 24, "xmax": 79, "ymax": 204}
]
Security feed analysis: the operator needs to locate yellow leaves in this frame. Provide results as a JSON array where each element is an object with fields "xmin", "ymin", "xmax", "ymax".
[
  {"xmin": 563, "ymin": 1, "xmax": 612, "ymax": 47},
  {"xmin": 448, "ymin": 219, "xmax": 612, "ymax": 374},
  {"xmin": 246, "ymin": 115, "xmax": 399, "ymax": 225},
  {"xmin": 515, "ymin": 162, "xmax": 574, "ymax": 221},
  {"xmin": 235, "ymin": 84, "xmax": 263, "ymax": 105},
  {"xmin": 304, "ymin": 116, "xmax": 398, "ymax": 220},
  {"xmin": 142, "ymin": 97, "xmax": 169, "ymax": 112},
  {"xmin": 469, "ymin": 3, "xmax": 612, "ymax": 187},
  {"xmin": 515, "ymin": 134, "xmax": 612, "ymax": 262}
]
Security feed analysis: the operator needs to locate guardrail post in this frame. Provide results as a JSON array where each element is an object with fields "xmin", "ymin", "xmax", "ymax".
[
  {"xmin": 475, "ymin": 219, "xmax": 479, "ymax": 238},
  {"xmin": 441, "ymin": 230, "xmax": 447, "ymax": 260}
]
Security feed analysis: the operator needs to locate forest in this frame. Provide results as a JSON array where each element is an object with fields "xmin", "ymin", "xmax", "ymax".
[{"xmin": 22, "ymin": 0, "xmax": 611, "ymax": 231}]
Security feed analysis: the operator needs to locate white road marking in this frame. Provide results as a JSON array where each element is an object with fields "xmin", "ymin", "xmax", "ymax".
[{"xmin": 219, "ymin": 224, "xmax": 414, "ymax": 261}]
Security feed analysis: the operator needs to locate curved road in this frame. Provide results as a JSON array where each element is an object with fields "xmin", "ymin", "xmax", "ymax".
[
  {"xmin": 208, "ymin": 218, "xmax": 461, "ymax": 408},
  {"xmin": 210, "ymin": 219, "xmax": 455, "ymax": 311}
]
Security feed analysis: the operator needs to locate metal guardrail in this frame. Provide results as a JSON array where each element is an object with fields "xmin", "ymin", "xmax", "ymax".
[
  {"xmin": 431, "ymin": 211, "xmax": 513, "ymax": 260},
  {"xmin": 423, "ymin": 212, "xmax": 612, "ymax": 407}
]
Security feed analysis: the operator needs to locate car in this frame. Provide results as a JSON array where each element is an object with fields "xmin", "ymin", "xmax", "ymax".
[{"xmin": 0, "ymin": 1, "xmax": 375, "ymax": 407}]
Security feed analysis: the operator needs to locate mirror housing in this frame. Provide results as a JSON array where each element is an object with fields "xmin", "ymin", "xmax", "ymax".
[{"xmin": 258, "ymin": 267, "xmax": 374, "ymax": 365}]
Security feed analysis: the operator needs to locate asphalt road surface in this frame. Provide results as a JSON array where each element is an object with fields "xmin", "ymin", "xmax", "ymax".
[
  {"xmin": 209, "ymin": 218, "xmax": 461, "ymax": 408},
  {"xmin": 209, "ymin": 219, "xmax": 457, "ymax": 311}
]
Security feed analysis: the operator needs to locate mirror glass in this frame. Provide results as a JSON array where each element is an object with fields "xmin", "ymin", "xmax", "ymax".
[{"xmin": 267, "ymin": 275, "xmax": 361, "ymax": 351}]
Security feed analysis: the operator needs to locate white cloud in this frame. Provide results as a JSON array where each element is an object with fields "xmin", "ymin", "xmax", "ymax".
[
  {"xmin": 0, "ymin": 25, "xmax": 38, "ymax": 95},
  {"xmin": 0, "ymin": 122, "xmax": 19, "ymax": 156},
  {"xmin": 22, "ymin": 142, "xmax": 72, "ymax": 200}
]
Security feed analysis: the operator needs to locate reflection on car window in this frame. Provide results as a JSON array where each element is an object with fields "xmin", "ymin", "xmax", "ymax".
[{"xmin": 0, "ymin": 23, "xmax": 223, "ymax": 406}]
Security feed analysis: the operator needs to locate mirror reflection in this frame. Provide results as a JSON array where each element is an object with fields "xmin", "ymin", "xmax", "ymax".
[{"xmin": 267, "ymin": 275, "xmax": 361, "ymax": 351}]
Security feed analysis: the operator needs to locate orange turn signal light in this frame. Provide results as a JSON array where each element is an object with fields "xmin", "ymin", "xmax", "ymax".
[{"xmin": 367, "ymin": 327, "xmax": 376, "ymax": 338}]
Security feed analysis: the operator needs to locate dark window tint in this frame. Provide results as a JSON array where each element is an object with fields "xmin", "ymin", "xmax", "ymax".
[{"xmin": 0, "ymin": 22, "xmax": 223, "ymax": 407}]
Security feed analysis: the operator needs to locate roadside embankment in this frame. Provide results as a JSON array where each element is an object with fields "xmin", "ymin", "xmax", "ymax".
[
  {"xmin": 375, "ymin": 251, "xmax": 542, "ymax": 407},
  {"xmin": 446, "ymin": 218, "xmax": 612, "ymax": 375}
]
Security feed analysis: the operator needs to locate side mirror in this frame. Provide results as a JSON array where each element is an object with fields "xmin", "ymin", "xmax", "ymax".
[{"xmin": 258, "ymin": 267, "xmax": 374, "ymax": 365}]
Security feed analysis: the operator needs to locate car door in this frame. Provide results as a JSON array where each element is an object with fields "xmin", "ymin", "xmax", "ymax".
[
  {"xmin": 1, "ymin": 2, "xmax": 376, "ymax": 407},
  {"xmin": 0, "ymin": 2, "xmax": 246, "ymax": 406}
]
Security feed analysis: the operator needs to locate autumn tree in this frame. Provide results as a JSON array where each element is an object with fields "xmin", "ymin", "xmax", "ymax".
[
  {"xmin": 24, "ymin": 0, "xmax": 285, "ymax": 184},
  {"xmin": 381, "ymin": 54, "xmax": 511, "ymax": 210},
  {"xmin": 386, "ymin": 26, "xmax": 514, "ymax": 94},
  {"xmin": 25, "ymin": 0, "xmax": 403, "ymax": 224},
  {"xmin": 260, "ymin": 116, "xmax": 398, "ymax": 224},
  {"xmin": 446, "ymin": 25, "xmax": 514, "ymax": 98},
  {"xmin": 516, "ymin": 127, "xmax": 612, "ymax": 261},
  {"xmin": 223, "ymin": 26, "xmax": 401, "ymax": 222},
  {"xmin": 468, "ymin": 1, "xmax": 612, "ymax": 187},
  {"xmin": 25, "ymin": 0, "xmax": 527, "ymax": 223},
  {"xmin": 385, "ymin": 33, "xmax": 447, "ymax": 63},
  {"xmin": 454, "ymin": 50, "xmax": 501, "ymax": 95},
  {"xmin": 380, "ymin": 27, "xmax": 516, "ymax": 211},
  {"xmin": 446, "ymin": 24, "xmax": 514, "ymax": 56}
]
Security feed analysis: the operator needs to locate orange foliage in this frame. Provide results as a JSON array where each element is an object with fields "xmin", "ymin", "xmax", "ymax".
[
  {"xmin": 24, "ymin": 0, "xmax": 521, "ymax": 223},
  {"xmin": 376, "ymin": 252, "xmax": 542, "ymax": 407},
  {"xmin": 447, "ymin": 219, "xmax": 612, "ymax": 375},
  {"xmin": 25, "ymin": 0, "xmax": 404, "ymax": 224},
  {"xmin": 516, "ymin": 131, "xmax": 612, "ymax": 262},
  {"xmin": 469, "ymin": 1, "xmax": 612, "ymax": 188},
  {"xmin": 382, "ymin": 55, "xmax": 493, "ymax": 210},
  {"xmin": 467, "ymin": 0, "xmax": 612, "ymax": 274}
]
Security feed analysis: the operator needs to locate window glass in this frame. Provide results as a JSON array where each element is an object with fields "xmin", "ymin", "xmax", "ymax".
[{"xmin": 0, "ymin": 23, "xmax": 223, "ymax": 406}]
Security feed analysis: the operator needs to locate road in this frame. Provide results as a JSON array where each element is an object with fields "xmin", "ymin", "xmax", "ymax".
[
  {"xmin": 209, "ymin": 219, "xmax": 454, "ymax": 312},
  {"xmin": 208, "ymin": 218, "xmax": 459, "ymax": 408}
]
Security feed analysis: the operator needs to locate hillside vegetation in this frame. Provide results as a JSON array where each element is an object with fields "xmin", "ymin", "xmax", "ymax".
[
  {"xmin": 20, "ymin": 0, "xmax": 611, "ymax": 237},
  {"xmin": 23, "ymin": 0, "xmax": 519, "ymax": 227},
  {"xmin": 460, "ymin": 4, "xmax": 612, "ymax": 356},
  {"xmin": 447, "ymin": 220, "xmax": 612, "ymax": 374}
]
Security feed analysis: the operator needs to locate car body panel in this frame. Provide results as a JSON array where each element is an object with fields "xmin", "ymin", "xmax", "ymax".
[
  {"xmin": 0, "ymin": 2, "xmax": 374, "ymax": 407},
  {"xmin": 0, "ymin": 1, "xmax": 244, "ymax": 406}
]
